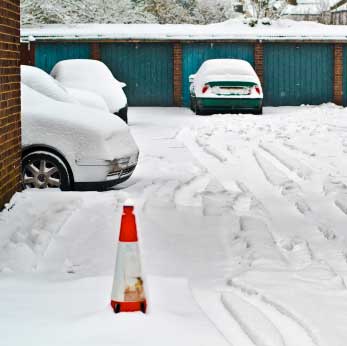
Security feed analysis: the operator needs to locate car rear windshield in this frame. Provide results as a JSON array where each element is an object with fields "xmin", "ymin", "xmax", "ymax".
[{"xmin": 199, "ymin": 61, "xmax": 254, "ymax": 76}]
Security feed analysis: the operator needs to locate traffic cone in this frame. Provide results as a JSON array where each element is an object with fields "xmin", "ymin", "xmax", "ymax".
[{"xmin": 110, "ymin": 205, "xmax": 147, "ymax": 313}]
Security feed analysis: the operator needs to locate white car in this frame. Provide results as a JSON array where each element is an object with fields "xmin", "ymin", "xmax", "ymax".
[
  {"xmin": 51, "ymin": 59, "xmax": 128, "ymax": 123},
  {"xmin": 21, "ymin": 83, "xmax": 139, "ymax": 191},
  {"xmin": 189, "ymin": 59, "xmax": 263, "ymax": 115},
  {"xmin": 21, "ymin": 65, "xmax": 109, "ymax": 112}
]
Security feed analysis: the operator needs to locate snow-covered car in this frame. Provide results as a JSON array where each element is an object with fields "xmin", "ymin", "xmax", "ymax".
[
  {"xmin": 21, "ymin": 65, "xmax": 109, "ymax": 112},
  {"xmin": 21, "ymin": 83, "xmax": 139, "ymax": 191},
  {"xmin": 51, "ymin": 59, "xmax": 128, "ymax": 123},
  {"xmin": 189, "ymin": 59, "xmax": 263, "ymax": 115}
]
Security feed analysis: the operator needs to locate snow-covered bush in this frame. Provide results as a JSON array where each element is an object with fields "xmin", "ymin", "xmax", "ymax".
[
  {"xmin": 20, "ymin": 0, "xmax": 237, "ymax": 25},
  {"xmin": 194, "ymin": 0, "xmax": 236, "ymax": 24},
  {"xmin": 21, "ymin": 0, "xmax": 157, "ymax": 25},
  {"xmin": 245, "ymin": 0, "xmax": 288, "ymax": 22}
]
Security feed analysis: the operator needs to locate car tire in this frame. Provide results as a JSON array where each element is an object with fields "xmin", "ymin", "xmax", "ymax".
[
  {"xmin": 115, "ymin": 106, "xmax": 128, "ymax": 124},
  {"xmin": 22, "ymin": 152, "xmax": 71, "ymax": 191},
  {"xmin": 254, "ymin": 105, "xmax": 263, "ymax": 115},
  {"xmin": 195, "ymin": 102, "xmax": 206, "ymax": 116},
  {"xmin": 190, "ymin": 96, "xmax": 195, "ymax": 112}
]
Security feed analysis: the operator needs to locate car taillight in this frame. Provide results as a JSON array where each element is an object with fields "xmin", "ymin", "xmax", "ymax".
[
  {"xmin": 202, "ymin": 85, "xmax": 209, "ymax": 93},
  {"xmin": 254, "ymin": 85, "xmax": 261, "ymax": 94}
]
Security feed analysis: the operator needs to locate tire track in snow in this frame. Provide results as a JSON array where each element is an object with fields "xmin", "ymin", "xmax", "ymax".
[
  {"xmin": 225, "ymin": 281, "xmax": 320, "ymax": 346},
  {"xmin": 277, "ymin": 238, "xmax": 313, "ymax": 270},
  {"xmin": 180, "ymin": 124, "xmax": 347, "ymax": 278},
  {"xmin": 238, "ymin": 216, "xmax": 288, "ymax": 268},
  {"xmin": 195, "ymin": 133, "xmax": 228, "ymax": 163},
  {"xmin": 254, "ymin": 149, "xmax": 347, "ymax": 279},
  {"xmin": 221, "ymin": 292, "xmax": 285, "ymax": 346},
  {"xmin": 174, "ymin": 173, "xmax": 210, "ymax": 209},
  {"xmin": 254, "ymin": 150, "xmax": 337, "ymax": 240},
  {"xmin": 335, "ymin": 193, "xmax": 347, "ymax": 216},
  {"xmin": 283, "ymin": 141, "xmax": 316, "ymax": 158},
  {"xmin": 179, "ymin": 126, "xmax": 308, "ymax": 261},
  {"xmin": 259, "ymin": 142, "xmax": 312, "ymax": 180}
]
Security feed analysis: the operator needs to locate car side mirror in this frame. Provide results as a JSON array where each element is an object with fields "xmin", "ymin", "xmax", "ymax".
[
  {"xmin": 119, "ymin": 82, "xmax": 127, "ymax": 88},
  {"xmin": 189, "ymin": 74, "xmax": 195, "ymax": 83}
]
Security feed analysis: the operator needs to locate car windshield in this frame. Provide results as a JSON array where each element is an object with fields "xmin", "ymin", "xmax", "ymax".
[{"xmin": 21, "ymin": 65, "xmax": 74, "ymax": 103}]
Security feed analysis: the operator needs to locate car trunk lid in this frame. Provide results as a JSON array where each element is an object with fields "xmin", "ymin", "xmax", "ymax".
[{"xmin": 207, "ymin": 81, "xmax": 257, "ymax": 96}]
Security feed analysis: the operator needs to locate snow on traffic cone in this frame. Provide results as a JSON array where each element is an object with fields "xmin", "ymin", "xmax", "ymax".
[{"xmin": 110, "ymin": 204, "xmax": 147, "ymax": 314}]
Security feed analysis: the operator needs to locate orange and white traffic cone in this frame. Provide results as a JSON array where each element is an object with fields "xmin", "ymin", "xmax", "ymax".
[{"xmin": 110, "ymin": 204, "xmax": 147, "ymax": 314}]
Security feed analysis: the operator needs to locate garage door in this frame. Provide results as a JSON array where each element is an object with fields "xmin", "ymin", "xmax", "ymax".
[
  {"xmin": 100, "ymin": 43, "xmax": 173, "ymax": 106},
  {"xmin": 182, "ymin": 43, "xmax": 255, "ymax": 106},
  {"xmin": 264, "ymin": 43, "xmax": 334, "ymax": 106},
  {"xmin": 35, "ymin": 43, "xmax": 91, "ymax": 73}
]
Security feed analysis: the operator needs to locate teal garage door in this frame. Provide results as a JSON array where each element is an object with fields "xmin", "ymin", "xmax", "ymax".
[
  {"xmin": 182, "ymin": 43, "xmax": 255, "ymax": 106},
  {"xmin": 100, "ymin": 43, "xmax": 173, "ymax": 106},
  {"xmin": 35, "ymin": 43, "xmax": 91, "ymax": 73},
  {"xmin": 343, "ymin": 45, "xmax": 347, "ymax": 106},
  {"xmin": 264, "ymin": 43, "xmax": 334, "ymax": 106}
]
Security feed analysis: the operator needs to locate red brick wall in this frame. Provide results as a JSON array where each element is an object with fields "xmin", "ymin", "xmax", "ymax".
[
  {"xmin": 254, "ymin": 42, "xmax": 264, "ymax": 86},
  {"xmin": 333, "ymin": 43, "xmax": 343, "ymax": 106},
  {"xmin": 0, "ymin": 0, "xmax": 21, "ymax": 209},
  {"xmin": 20, "ymin": 42, "xmax": 35, "ymax": 65},
  {"xmin": 173, "ymin": 43, "xmax": 182, "ymax": 106},
  {"xmin": 91, "ymin": 42, "xmax": 101, "ymax": 60}
]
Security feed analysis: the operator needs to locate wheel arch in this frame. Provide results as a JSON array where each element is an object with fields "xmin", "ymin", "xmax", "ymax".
[{"xmin": 22, "ymin": 144, "xmax": 75, "ymax": 185}]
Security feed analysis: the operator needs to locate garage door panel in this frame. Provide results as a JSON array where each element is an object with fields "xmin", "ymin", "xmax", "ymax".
[
  {"xmin": 182, "ymin": 43, "xmax": 255, "ymax": 106},
  {"xmin": 264, "ymin": 44, "xmax": 334, "ymax": 106},
  {"xmin": 100, "ymin": 43, "xmax": 173, "ymax": 106},
  {"xmin": 35, "ymin": 43, "xmax": 91, "ymax": 73}
]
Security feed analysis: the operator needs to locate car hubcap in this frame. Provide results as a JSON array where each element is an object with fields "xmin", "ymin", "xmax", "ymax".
[{"xmin": 23, "ymin": 159, "xmax": 61, "ymax": 189}]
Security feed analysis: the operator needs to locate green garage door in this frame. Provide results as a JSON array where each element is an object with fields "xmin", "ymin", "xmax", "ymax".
[
  {"xmin": 264, "ymin": 43, "xmax": 334, "ymax": 106},
  {"xmin": 35, "ymin": 43, "xmax": 91, "ymax": 73},
  {"xmin": 182, "ymin": 43, "xmax": 255, "ymax": 106},
  {"xmin": 100, "ymin": 43, "xmax": 173, "ymax": 106}
]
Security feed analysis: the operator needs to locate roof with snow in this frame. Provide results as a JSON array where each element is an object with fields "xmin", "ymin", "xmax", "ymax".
[
  {"xmin": 332, "ymin": 1, "xmax": 347, "ymax": 11},
  {"xmin": 21, "ymin": 19, "xmax": 347, "ymax": 42},
  {"xmin": 331, "ymin": 0, "xmax": 347, "ymax": 10},
  {"xmin": 283, "ymin": 0, "xmax": 341, "ymax": 15}
]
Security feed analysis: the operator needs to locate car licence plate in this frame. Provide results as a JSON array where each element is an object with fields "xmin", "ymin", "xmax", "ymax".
[{"xmin": 215, "ymin": 87, "xmax": 250, "ymax": 95}]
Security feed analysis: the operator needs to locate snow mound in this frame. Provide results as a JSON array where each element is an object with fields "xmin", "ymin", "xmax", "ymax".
[
  {"xmin": 21, "ymin": 65, "xmax": 76, "ymax": 104},
  {"xmin": 51, "ymin": 59, "xmax": 127, "ymax": 113}
]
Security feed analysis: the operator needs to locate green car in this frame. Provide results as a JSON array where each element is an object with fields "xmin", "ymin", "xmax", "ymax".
[{"xmin": 189, "ymin": 59, "xmax": 263, "ymax": 115}]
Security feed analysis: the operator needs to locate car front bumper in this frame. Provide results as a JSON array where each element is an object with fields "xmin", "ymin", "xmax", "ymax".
[
  {"xmin": 74, "ymin": 164, "xmax": 137, "ymax": 191},
  {"xmin": 197, "ymin": 97, "xmax": 262, "ymax": 111}
]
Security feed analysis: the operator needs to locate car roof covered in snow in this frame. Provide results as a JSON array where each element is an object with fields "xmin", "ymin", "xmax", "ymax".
[
  {"xmin": 198, "ymin": 59, "xmax": 255, "ymax": 76},
  {"xmin": 51, "ymin": 59, "xmax": 127, "ymax": 113},
  {"xmin": 21, "ymin": 19, "xmax": 347, "ymax": 42},
  {"xmin": 51, "ymin": 59, "xmax": 114, "ymax": 81}
]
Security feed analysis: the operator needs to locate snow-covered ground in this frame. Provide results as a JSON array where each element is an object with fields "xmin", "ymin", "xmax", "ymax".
[{"xmin": 1, "ymin": 105, "xmax": 347, "ymax": 346}]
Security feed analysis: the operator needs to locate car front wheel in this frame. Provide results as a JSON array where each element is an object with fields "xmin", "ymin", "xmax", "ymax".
[
  {"xmin": 22, "ymin": 152, "xmax": 71, "ymax": 191},
  {"xmin": 116, "ymin": 105, "xmax": 128, "ymax": 123}
]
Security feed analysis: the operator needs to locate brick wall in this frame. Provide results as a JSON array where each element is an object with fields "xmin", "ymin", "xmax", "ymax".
[
  {"xmin": 173, "ymin": 43, "xmax": 182, "ymax": 106},
  {"xmin": 254, "ymin": 42, "xmax": 264, "ymax": 86},
  {"xmin": 0, "ymin": 0, "xmax": 21, "ymax": 209},
  {"xmin": 20, "ymin": 42, "xmax": 35, "ymax": 65},
  {"xmin": 333, "ymin": 43, "xmax": 343, "ymax": 106}
]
